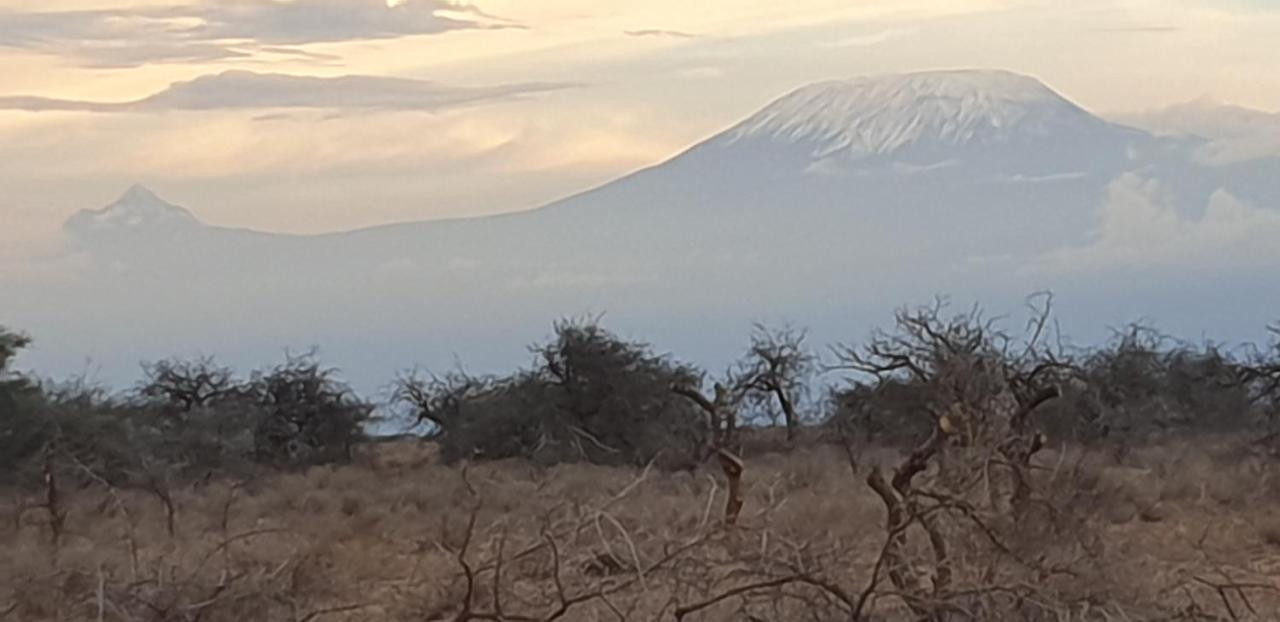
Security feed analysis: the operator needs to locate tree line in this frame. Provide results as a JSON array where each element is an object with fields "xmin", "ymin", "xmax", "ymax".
[{"xmin": 3, "ymin": 295, "xmax": 1280, "ymax": 491}]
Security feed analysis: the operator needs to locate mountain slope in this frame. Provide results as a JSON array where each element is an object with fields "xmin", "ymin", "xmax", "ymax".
[
  {"xmin": 722, "ymin": 70, "xmax": 1130, "ymax": 165},
  {"xmin": 64, "ymin": 184, "xmax": 202, "ymax": 239},
  {"xmin": 18, "ymin": 69, "xmax": 1280, "ymax": 391}
]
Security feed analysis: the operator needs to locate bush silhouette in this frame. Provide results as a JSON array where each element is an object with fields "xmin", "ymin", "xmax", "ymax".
[
  {"xmin": 247, "ymin": 354, "xmax": 371, "ymax": 467},
  {"xmin": 398, "ymin": 319, "xmax": 706, "ymax": 466}
]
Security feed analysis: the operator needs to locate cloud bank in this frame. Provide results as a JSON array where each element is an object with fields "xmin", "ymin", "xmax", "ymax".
[
  {"xmin": 0, "ymin": 71, "xmax": 577, "ymax": 113},
  {"xmin": 1118, "ymin": 101, "xmax": 1280, "ymax": 165},
  {"xmin": 0, "ymin": 1, "xmax": 510, "ymax": 68},
  {"xmin": 1034, "ymin": 174, "xmax": 1280, "ymax": 274},
  {"xmin": 623, "ymin": 29, "xmax": 698, "ymax": 39}
]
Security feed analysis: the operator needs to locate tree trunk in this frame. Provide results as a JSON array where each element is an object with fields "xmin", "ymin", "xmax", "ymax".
[{"xmin": 773, "ymin": 387, "xmax": 798, "ymax": 441}]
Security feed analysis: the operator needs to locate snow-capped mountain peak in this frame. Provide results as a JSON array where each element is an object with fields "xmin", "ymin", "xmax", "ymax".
[
  {"xmin": 64, "ymin": 185, "xmax": 202, "ymax": 238},
  {"xmin": 724, "ymin": 69, "xmax": 1113, "ymax": 161}
]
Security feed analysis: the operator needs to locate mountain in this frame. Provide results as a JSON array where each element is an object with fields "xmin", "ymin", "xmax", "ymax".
[
  {"xmin": 716, "ymin": 69, "xmax": 1144, "ymax": 172},
  {"xmin": 64, "ymin": 184, "xmax": 202, "ymax": 239},
  {"xmin": 11, "ymin": 69, "xmax": 1280, "ymax": 392},
  {"xmin": 529, "ymin": 70, "xmax": 1172, "ymax": 264}
]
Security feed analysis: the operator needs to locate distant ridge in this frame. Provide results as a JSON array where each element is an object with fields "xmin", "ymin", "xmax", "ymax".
[
  {"xmin": 64, "ymin": 184, "xmax": 201, "ymax": 239},
  {"xmin": 712, "ymin": 69, "xmax": 1139, "ymax": 169}
]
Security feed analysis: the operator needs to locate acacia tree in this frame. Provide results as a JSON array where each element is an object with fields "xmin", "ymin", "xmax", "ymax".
[
  {"xmin": 391, "ymin": 368, "xmax": 494, "ymax": 437},
  {"xmin": 830, "ymin": 296, "xmax": 1070, "ymax": 439},
  {"xmin": 1242, "ymin": 324, "xmax": 1280, "ymax": 400},
  {"xmin": 672, "ymin": 381, "xmax": 741, "ymax": 452},
  {"xmin": 0, "ymin": 327, "xmax": 42, "ymax": 480},
  {"xmin": 532, "ymin": 319, "xmax": 704, "ymax": 464},
  {"xmin": 733, "ymin": 324, "xmax": 815, "ymax": 441},
  {"xmin": 1238, "ymin": 324, "xmax": 1280, "ymax": 441},
  {"xmin": 249, "ymin": 353, "xmax": 371, "ymax": 466},
  {"xmin": 138, "ymin": 356, "xmax": 239, "ymax": 416},
  {"xmin": 405, "ymin": 319, "xmax": 706, "ymax": 466},
  {"xmin": 0, "ymin": 327, "xmax": 31, "ymax": 411}
]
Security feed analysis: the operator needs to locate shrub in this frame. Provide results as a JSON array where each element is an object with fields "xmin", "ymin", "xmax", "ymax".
[
  {"xmin": 1047, "ymin": 324, "xmax": 1259, "ymax": 441},
  {"xmin": 0, "ymin": 332, "xmax": 126, "ymax": 489},
  {"xmin": 828, "ymin": 296, "xmax": 1065, "ymax": 448},
  {"xmin": 399, "ymin": 319, "xmax": 707, "ymax": 467},
  {"xmin": 1241, "ymin": 324, "xmax": 1280, "ymax": 423},
  {"xmin": 132, "ymin": 353, "xmax": 370, "ymax": 472},
  {"xmin": 0, "ymin": 328, "xmax": 37, "ymax": 430},
  {"xmin": 40, "ymin": 381, "xmax": 140, "ymax": 483},
  {"xmin": 391, "ymin": 368, "xmax": 494, "ymax": 437},
  {"xmin": 0, "ymin": 327, "xmax": 40, "ymax": 480},
  {"xmin": 0, "ymin": 374, "xmax": 141, "ymax": 490},
  {"xmin": 827, "ymin": 303, "xmax": 1270, "ymax": 447},
  {"xmin": 139, "ymin": 356, "xmax": 239, "ymax": 415},
  {"xmin": 247, "ymin": 353, "xmax": 371, "ymax": 467},
  {"xmin": 731, "ymin": 324, "xmax": 815, "ymax": 440},
  {"xmin": 134, "ymin": 356, "xmax": 260, "ymax": 477},
  {"xmin": 827, "ymin": 377, "xmax": 933, "ymax": 447}
]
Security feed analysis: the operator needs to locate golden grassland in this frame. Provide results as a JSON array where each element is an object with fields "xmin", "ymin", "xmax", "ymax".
[{"xmin": 4, "ymin": 436, "xmax": 1280, "ymax": 621}]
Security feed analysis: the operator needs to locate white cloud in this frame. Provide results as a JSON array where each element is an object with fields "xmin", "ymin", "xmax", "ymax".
[
  {"xmin": 624, "ymin": 29, "xmax": 698, "ymax": 39},
  {"xmin": 822, "ymin": 27, "xmax": 914, "ymax": 48},
  {"xmin": 1117, "ymin": 100, "xmax": 1280, "ymax": 164},
  {"xmin": 504, "ymin": 269, "xmax": 654, "ymax": 291},
  {"xmin": 0, "ymin": 70, "xmax": 576, "ymax": 113},
  {"xmin": 674, "ymin": 66, "xmax": 727, "ymax": 79},
  {"xmin": 1194, "ymin": 136, "xmax": 1280, "ymax": 166},
  {"xmin": 1033, "ymin": 174, "xmax": 1280, "ymax": 274}
]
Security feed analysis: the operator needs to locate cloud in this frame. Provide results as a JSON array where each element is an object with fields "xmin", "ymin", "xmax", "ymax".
[
  {"xmin": 623, "ymin": 29, "xmax": 698, "ymax": 39},
  {"xmin": 821, "ymin": 27, "xmax": 913, "ymax": 48},
  {"xmin": 1096, "ymin": 26, "xmax": 1182, "ymax": 34},
  {"xmin": 0, "ymin": 1, "xmax": 512, "ymax": 68},
  {"xmin": 0, "ymin": 70, "xmax": 578, "ymax": 113},
  {"xmin": 504, "ymin": 269, "xmax": 654, "ymax": 291},
  {"xmin": 674, "ymin": 66, "xmax": 726, "ymax": 80},
  {"xmin": 1033, "ymin": 174, "xmax": 1280, "ymax": 274},
  {"xmin": 1117, "ymin": 100, "xmax": 1280, "ymax": 164}
]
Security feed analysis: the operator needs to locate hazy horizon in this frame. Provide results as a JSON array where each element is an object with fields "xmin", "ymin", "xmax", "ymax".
[
  {"xmin": 3, "ymin": 0, "xmax": 1280, "ymax": 259},
  {"xmin": 2, "ymin": 1, "xmax": 1280, "ymax": 395}
]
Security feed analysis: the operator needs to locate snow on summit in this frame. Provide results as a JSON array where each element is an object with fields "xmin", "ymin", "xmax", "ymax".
[
  {"xmin": 726, "ymin": 69, "xmax": 1110, "ymax": 160},
  {"xmin": 64, "ymin": 185, "xmax": 201, "ymax": 237}
]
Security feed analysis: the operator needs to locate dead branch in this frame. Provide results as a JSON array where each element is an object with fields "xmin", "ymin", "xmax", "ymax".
[
  {"xmin": 716, "ymin": 448, "xmax": 745, "ymax": 527},
  {"xmin": 674, "ymin": 576, "xmax": 814, "ymax": 619},
  {"xmin": 451, "ymin": 510, "xmax": 480, "ymax": 622},
  {"xmin": 42, "ymin": 438, "xmax": 64, "ymax": 555},
  {"xmin": 296, "ymin": 603, "xmax": 374, "ymax": 622}
]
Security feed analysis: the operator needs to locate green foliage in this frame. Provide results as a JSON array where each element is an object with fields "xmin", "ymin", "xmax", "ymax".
[
  {"xmin": 1053, "ymin": 324, "xmax": 1255, "ymax": 439},
  {"xmin": 4, "ymin": 304, "xmax": 1280, "ymax": 491},
  {"xmin": 0, "ymin": 327, "xmax": 29, "ymax": 370},
  {"xmin": 829, "ymin": 299, "xmax": 1059, "ymax": 446},
  {"xmin": 402, "ymin": 319, "xmax": 706, "ymax": 467},
  {"xmin": 1, "ymin": 330, "xmax": 144, "ymax": 488},
  {"xmin": 0, "ymin": 374, "xmax": 139, "ymax": 488},
  {"xmin": 0, "ymin": 326, "xmax": 32, "ymax": 414},
  {"xmin": 0, "ymin": 327, "xmax": 43, "ymax": 483},
  {"xmin": 0, "ymin": 337, "xmax": 370, "ymax": 490},
  {"xmin": 248, "ymin": 354, "xmax": 371, "ymax": 467},
  {"xmin": 828, "ymin": 306, "xmax": 1270, "ymax": 446},
  {"xmin": 138, "ymin": 356, "xmax": 239, "ymax": 415},
  {"xmin": 829, "ymin": 378, "xmax": 933, "ymax": 446}
]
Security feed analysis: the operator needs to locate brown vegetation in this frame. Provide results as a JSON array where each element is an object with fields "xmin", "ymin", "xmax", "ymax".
[
  {"xmin": 4, "ymin": 437, "xmax": 1280, "ymax": 621},
  {"xmin": 5, "ymin": 304, "xmax": 1280, "ymax": 620}
]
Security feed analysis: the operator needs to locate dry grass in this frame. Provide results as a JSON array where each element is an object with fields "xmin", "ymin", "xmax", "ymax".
[{"xmin": 3, "ymin": 438, "xmax": 1280, "ymax": 621}]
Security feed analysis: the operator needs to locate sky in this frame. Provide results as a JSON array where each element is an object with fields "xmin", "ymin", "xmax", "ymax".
[{"xmin": 2, "ymin": 0, "xmax": 1280, "ymax": 263}]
